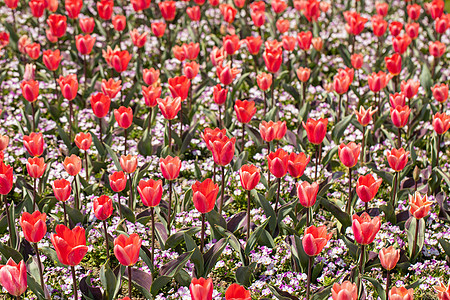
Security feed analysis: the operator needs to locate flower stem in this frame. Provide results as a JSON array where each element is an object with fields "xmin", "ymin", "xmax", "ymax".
[
  {"xmin": 275, "ymin": 177, "xmax": 281, "ymax": 213},
  {"xmin": 241, "ymin": 123, "xmax": 245, "ymax": 152},
  {"xmin": 31, "ymin": 101, "xmax": 36, "ymax": 132},
  {"xmin": 392, "ymin": 172, "xmax": 398, "ymax": 207},
  {"xmin": 33, "ymin": 243, "xmax": 45, "ymax": 294},
  {"xmin": 385, "ymin": 269, "xmax": 390, "ymax": 300},
  {"xmin": 436, "ymin": 134, "xmax": 441, "ymax": 168},
  {"xmin": 33, "ymin": 178, "xmax": 37, "ymax": 210},
  {"xmin": 219, "ymin": 166, "xmax": 225, "ymax": 215},
  {"xmin": 150, "ymin": 206, "xmax": 155, "ymax": 268},
  {"xmin": 200, "ymin": 213, "xmax": 205, "ymax": 254},
  {"xmin": 124, "ymin": 129, "xmax": 128, "ymax": 156},
  {"xmin": 357, "ymin": 244, "xmax": 365, "ymax": 296},
  {"xmin": 346, "ymin": 167, "xmax": 352, "ymax": 215},
  {"xmin": 71, "ymin": 266, "xmax": 78, "ymax": 300},
  {"xmin": 62, "ymin": 202, "xmax": 68, "ymax": 227},
  {"xmin": 306, "ymin": 256, "xmax": 313, "ymax": 300},
  {"xmin": 127, "ymin": 265, "xmax": 132, "ymax": 299},
  {"xmin": 168, "ymin": 120, "xmax": 172, "ymax": 151},
  {"xmin": 128, "ymin": 174, "xmax": 133, "ymax": 209},
  {"xmin": 85, "ymin": 150, "xmax": 89, "ymax": 183},
  {"xmin": 168, "ymin": 181, "xmax": 173, "ymax": 235},
  {"xmin": 246, "ymin": 190, "xmax": 251, "ymax": 241},
  {"xmin": 360, "ymin": 126, "xmax": 365, "ymax": 164},
  {"xmin": 411, "ymin": 218, "xmax": 419, "ymax": 259},
  {"xmin": 102, "ymin": 219, "xmax": 110, "ymax": 263}
]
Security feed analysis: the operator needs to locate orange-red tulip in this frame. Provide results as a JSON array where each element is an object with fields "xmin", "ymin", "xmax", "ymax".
[
  {"xmin": 296, "ymin": 181, "xmax": 319, "ymax": 207},
  {"xmin": 63, "ymin": 155, "xmax": 81, "ymax": 176},
  {"xmin": 51, "ymin": 224, "xmax": 88, "ymax": 266},
  {"xmin": 114, "ymin": 233, "xmax": 142, "ymax": 266},
  {"xmin": 352, "ymin": 212, "xmax": 381, "ymax": 245},
  {"xmin": 192, "ymin": 179, "xmax": 219, "ymax": 214},
  {"xmin": 137, "ymin": 179, "xmax": 163, "ymax": 207},
  {"xmin": 379, "ymin": 246, "xmax": 400, "ymax": 271},
  {"xmin": 302, "ymin": 225, "xmax": 332, "ymax": 256},
  {"xmin": 19, "ymin": 211, "xmax": 47, "ymax": 243},
  {"xmin": 93, "ymin": 195, "xmax": 113, "ymax": 220}
]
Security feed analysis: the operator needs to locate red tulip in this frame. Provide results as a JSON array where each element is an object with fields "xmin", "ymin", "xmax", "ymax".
[
  {"xmin": 143, "ymin": 68, "xmax": 160, "ymax": 86},
  {"xmin": 354, "ymin": 106, "xmax": 377, "ymax": 127},
  {"xmin": 0, "ymin": 259, "xmax": 27, "ymax": 297},
  {"xmin": 187, "ymin": 6, "xmax": 201, "ymax": 21},
  {"xmin": 409, "ymin": 192, "xmax": 432, "ymax": 219},
  {"xmin": 213, "ymin": 84, "xmax": 228, "ymax": 105},
  {"xmin": 0, "ymin": 32, "xmax": 9, "ymax": 50},
  {"xmin": 157, "ymin": 96, "xmax": 182, "ymax": 120},
  {"xmin": 333, "ymin": 69, "xmax": 351, "ymax": 94},
  {"xmin": 296, "ymin": 181, "xmax": 319, "ymax": 207},
  {"xmin": 259, "ymin": 120, "xmax": 287, "ymax": 142},
  {"xmin": 407, "ymin": 4, "xmax": 421, "ymax": 20},
  {"xmin": 302, "ymin": 225, "xmax": 332, "ymax": 256},
  {"xmin": 428, "ymin": 0, "xmax": 444, "ymax": 20},
  {"xmin": 109, "ymin": 171, "xmax": 127, "ymax": 192},
  {"xmin": 0, "ymin": 162, "xmax": 13, "ymax": 195},
  {"xmin": 79, "ymin": 17, "xmax": 95, "ymax": 33},
  {"xmin": 201, "ymin": 128, "xmax": 227, "ymax": 151},
  {"xmin": 151, "ymin": 22, "xmax": 166, "ymax": 37},
  {"xmin": 101, "ymin": 78, "xmax": 122, "ymax": 99},
  {"xmin": 19, "ymin": 211, "xmax": 47, "ymax": 243},
  {"xmin": 257, "ymin": 73, "xmax": 272, "ymax": 91},
  {"xmin": 239, "ymin": 164, "xmax": 261, "ymax": 191},
  {"xmin": 244, "ymin": 36, "xmax": 262, "ymax": 55},
  {"xmin": 220, "ymin": 4, "xmax": 237, "ymax": 23},
  {"xmin": 332, "ymin": 281, "xmax": 357, "ymax": 300},
  {"xmin": 192, "ymin": 178, "xmax": 219, "ymax": 214},
  {"xmin": 184, "ymin": 61, "xmax": 199, "ymax": 79},
  {"xmin": 43, "ymin": 49, "xmax": 61, "ymax": 71},
  {"xmin": 379, "ymin": 246, "xmax": 400, "ymax": 271},
  {"xmin": 160, "ymin": 156, "xmax": 182, "ymax": 181},
  {"xmin": 338, "ymin": 142, "xmax": 361, "ymax": 168},
  {"xmin": 276, "ymin": 19, "xmax": 290, "ymax": 33},
  {"xmin": 288, "ymin": 152, "xmax": 310, "ymax": 179},
  {"xmin": 131, "ymin": 0, "xmax": 151, "ymax": 11},
  {"xmin": 375, "ymin": 2, "xmax": 388, "ymax": 16},
  {"xmin": 183, "ymin": 43, "xmax": 200, "ymax": 60},
  {"xmin": 351, "ymin": 53, "xmax": 363, "ymax": 69},
  {"xmin": 52, "ymin": 179, "xmax": 72, "ymax": 202},
  {"xmin": 51, "ymin": 224, "xmax": 88, "ymax": 266},
  {"xmin": 405, "ymin": 23, "xmax": 420, "ymax": 39},
  {"xmin": 97, "ymin": 0, "xmax": 114, "ymax": 20},
  {"xmin": 385, "ymin": 53, "xmax": 402, "ymax": 76},
  {"xmin": 26, "ymin": 157, "xmax": 47, "ymax": 178},
  {"xmin": 190, "ymin": 277, "xmax": 213, "ymax": 300},
  {"xmin": 344, "ymin": 11, "xmax": 367, "ymax": 35},
  {"xmin": 263, "ymin": 42, "xmax": 283, "ymax": 73},
  {"xmin": 390, "ymin": 105, "xmax": 410, "ymax": 128},
  {"xmin": 429, "ymin": 41, "xmax": 446, "ymax": 57},
  {"xmin": 435, "ymin": 16, "xmax": 449, "ymax": 34},
  {"xmin": 29, "ymin": 0, "xmax": 46, "ymax": 18},
  {"xmin": 434, "ymin": 280, "xmax": 450, "ymax": 300},
  {"xmin": 114, "ymin": 106, "xmax": 133, "ymax": 129},
  {"xmin": 20, "ymin": 79, "xmax": 39, "ymax": 102},
  {"xmin": 355, "ymin": 174, "xmax": 382, "ymax": 203},
  {"xmin": 400, "ymin": 79, "xmax": 420, "ymax": 99},
  {"xmin": 47, "ymin": 14, "xmax": 67, "ymax": 38},
  {"xmin": 112, "ymin": 15, "xmax": 126, "ymax": 32},
  {"xmin": 267, "ymin": 148, "xmax": 289, "ymax": 178},
  {"xmin": 297, "ymin": 31, "xmax": 312, "ymax": 50},
  {"xmin": 74, "ymin": 132, "xmax": 92, "ymax": 151},
  {"xmin": 302, "ymin": 118, "xmax": 328, "ymax": 145},
  {"xmin": 120, "ymin": 155, "xmax": 137, "ymax": 173},
  {"xmin": 234, "ymin": 100, "xmax": 256, "ymax": 124},
  {"xmin": 168, "ymin": 75, "xmax": 191, "ymax": 100},
  {"xmin": 296, "ymin": 67, "xmax": 311, "ymax": 82},
  {"xmin": 5, "ymin": 0, "xmax": 19, "ymax": 9},
  {"xmin": 284, "ymin": 36, "xmax": 297, "ymax": 51},
  {"xmin": 104, "ymin": 48, "xmax": 132, "ymax": 73},
  {"xmin": 209, "ymin": 136, "xmax": 236, "ymax": 167},
  {"xmin": 389, "ymin": 21, "xmax": 403, "ymax": 36},
  {"xmin": 114, "ymin": 233, "xmax": 142, "ymax": 266},
  {"xmin": 389, "ymin": 286, "xmax": 414, "ymax": 300},
  {"xmin": 159, "ymin": 1, "xmax": 176, "ymax": 21},
  {"xmin": 217, "ymin": 62, "xmax": 240, "ymax": 86},
  {"xmin": 433, "ymin": 112, "xmax": 450, "ymax": 135},
  {"xmin": 210, "ymin": 46, "xmax": 226, "ymax": 66},
  {"xmin": 389, "ymin": 93, "xmax": 406, "ymax": 108},
  {"xmin": 63, "ymin": 155, "xmax": 81, "ymax": 176},
  {"xmin": 0, "ymin": 136, "xmax": 7, "ymax": 152},
  {"xmin": 372, "ymin": 15, "xmax": 387, "ymax": 37},
  {"xmin": 23, "ymin": 132, "xmax": 44, "ymax": 157},
  {"xmin": 58, "ymin": 74, "xmax": 78, "ymax": 101},
  {"xmin": 75, "ymin": 34, "xmax": 96, "ymax": 55},
  {"xmin": 142, "ymin": 85, "xmax": 162, "ymax": 107},
  {"xmin": 431, "ymin": 83, "xmax": 449, "ymax": 103},
  {"xmin": 386, "ymin": 147, "xmax": 409, "ymax": 172},
  {"xmin": 90, "ymin": 92, "xmax": 111, "ymax": 118},
  {"xmin": 392, "ymin": 35, "xmax": 411, "ymax": 55},
  {"xmin": 225, "ymin": 283, "xmax": 251, "ymax": 300},
  {"xmin": 352, "ymin": 212, "xmax": 381, "ymax": 245},
  {"xmin": 137, "ymin": 179, "xmax": 163, "ymax": 207},
  {"xmin": 223, "ymin": 34, "xmax": 240, "ymax": 55},
  {"xmin": 65, "ymin": 0, "xmax": 82, "ymax": 18},
  {"xmin": 93, "ymin": 195, "xmax": 113, "ymax": 220},
  {"xmin": 312, "ymin": 37, "xmax": 323, "ymax": 51},
  {"xmin": 368, "ymin": 71, "xmax": 391, "ymax": 93}
]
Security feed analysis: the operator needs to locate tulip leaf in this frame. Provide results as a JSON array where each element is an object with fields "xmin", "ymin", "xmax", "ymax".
[
  {"xmin": 128, "ymin": 268, "xmax": 153, "ymax": 299},
  {"xmin": 104, "ymin": 143, "xmax": 121, "ymax": 171},
  {"xmin": 151, "ymin": 276, "xmax": 172, "ymax": 296},
  {"xmin": 320, "ymin": 146, "xmax": 338, "ymax": 167},
  {"xmin": 319, "ymin": 197, "xmax": 351, "ymax": 229},
  {"xmin": 419, "ymin": 64, "xmax": 432, "ymax": 98},
  {"xmin": 236, "ymin": 262, "xmax": 257, "ymax": 287},
  {"xmin": 332, "ymin": 114, "xmax": 353, "ymax": 143},
  {"xmin": 80, "ymin": 275, "xmax": 103, "ymax": 300},
  {"xmin": 100, "ymin": 263, "xmax": 119, "ymax": 300},
  {"xmin": 439, "ymin": 238, "xmax": 450, "ymax": 258},
  {"xmin": 184, "ymin": 233, "xmax": 204, "ymax": 278},
  {"xmin": 0, "ymin": 242, "xmax": 23, "ymax": 264},
  {"xmin": 253, "ymin": 190, "xmax": 277, "ymax": 233},
  {"xmin": 159, "ymin": 250, "xmax": 193, "ymax": 277},
  {"xmin": 268, "ymin": 285, "xmax": 299, "ymax": 300},
  {"xmin": 166, "ymin": 226, "xmax": 200, "ymax": 249},
  {"xmin": 232, "ymin": 150, "xmax": 249, "ymax": 172},
  {"xmin": 245, "ymin": 218, "xmax": 270, "ymax": 256},
  {"xmin": 27, "ymin": 272, "xmax": 47, "ymax": 300},
  {"xmin": 406, "ymin": 217, "xmax": 425, "ymax": 259},
  {"xmin": 203, "ymin": 238, "xmax": 228, "ymax": 277},
  {"xmin": 363, "ymin": 275, "xmax": 386, "ymax": 300}
]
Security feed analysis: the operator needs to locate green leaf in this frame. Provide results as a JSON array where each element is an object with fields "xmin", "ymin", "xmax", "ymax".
[
  {"xmin": 184, "ymin": 233, "xmax": 204, "ymax": 277},
  {"xmin": 364, "ymin": 276, "xmax": 386, "ymax": 300},
  {"xmin": 104, "ymin": 143, "xmax": 121, "ymax": 170},
  {"xmin": 203, "ymin": 238, "xmax": 228, "ymax": 277},
  {"xmin": 438, "ymin": 238, "xmax": 450, "ymax": 258},
  {"xmin": 236, "ymin": 262, "xmax": 257, "ymax": 287},
  {"xmin": 0, "ymin": 243, "xmax": 23, "ymax": 263},
  {"xmin": 166, "ymin": 227, "xmax": 200, "ymax": 249},
  {"xmin": 253, "ymin": 190, "xmax": 277, "ymax": 233},
  {"xmin": 268, "ymin": 285, "xmax": 299, "ymax": 300},
  {"xmin": 319, "ymin": 197, "xmax": 351, "ymax": 229},
  {"xmin": 232, "ymin": 150, "xmax": 249, "ymax": 172},
  {"xmin": 100, "ymin": 264, "xmax": 118, "ymax": 300},
  {"xmin": 419, "ymin": 64, "xmax": 432, "ymax": 98},
  {"xmin": 245, "ymin": 218, "xmax": 270, "ymax": 256},
  {"xmin": 406, "ymin": 217, "xmax": 425, "ymax": 259},
  {"xmin": 332, "ymin": 114, "xmax": 353, "ymax": 143}
]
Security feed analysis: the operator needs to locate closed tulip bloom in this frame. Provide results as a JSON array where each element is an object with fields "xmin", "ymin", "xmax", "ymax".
[
  {"xmin": 428, "ymin": 0, "xmax": 445, "ymax": 19},
  {"xmin": 296, "ymin": 181, "xmax": 319, "ymax": 207},
  {"xmin": 74, "ymin": 132, "xmax": 92, "ymax": 151},
  {"xmin": 0, "ymin": 259, "xmax": 27, "ymax": 296},
  {"xmin": 435, "ymin": 16, "xmax": 449, "ymax": 34},
  {"xmin": 351, "ymin": 53, "xmax": 363, "ymax": 69},
  {"xmin": 385, "ymin": 53, "xmax": 402, "ymax": 76},
  {"xmin": 109, "ymin": 171, "xmax": 127, "ymax": 192},
  {"xmin": 131, "ymin": 0, "xmax": 151, "ymax": 11},
  {"xmin": 409, "ymin": 192, "xmax": 432, "ymax": 219},
  {"xmin": 259, "ymin": 120, "xmax": 287, "ymax": 142},
  {"xmin": 338, "ymin": 142, "xmax": 361, "ymax": 168},
  {"xmin": 51, "ymin": 224, "xmax": 88, "ymax": 266},
  {"xmin": 354, "ymin": 106, "xmax": 377, "ymax": 127},
  {"xmin": 263, "ymin": 46, "xmax": 283, "ymax": 73},
  {"xmin": 407, "ymin": 4, "xmax": 421, "ymax": 20},
  {"xmin": 433, "ymin": 113, "xmax": 450, "ymax": 135},
  {"xmin": 302, "ymin": 118, "xmax": 328, "ymax": 145},
  {"xmin": 137, "ymin": 179, "xmax": 163, "ymax": 207},
  {"xmin": 184, "ymin": 61, "xmax": 199, "ymax": 79},
  {"xmin": 110, "ymin": 50, "xmax": 132, "ymax": 73},
  {"xmin": 120, "ymin": 155, "xmax": 137, "ymax": 173},
  {"xmin": 390, "ymin": 93, "xmax": 406, "ymax": 108},
  {"xmin": 18, "ymin": 36, "xmax": 31, "ymax": 54},
  {"xmin": 434, "ymin": 280, "xmax": 450, "ymax": 300},
  {"xmin": 356, "ymin": 174, "xmax": 382, "ymax": 203},
  {"xmin": 352, "ymin": 212, "xmax": 381, "ymax": 245},
  {"xmin": 379, "ymin": 246, "xmax": 400, "ymax": 271},
  {"xmin": 0, "ymin": 162, "xmax": 12, "ymax": 195},
  {"xmin": 201, "ymin": 128, "xmax": 227, "ymax": 151},
  {"xmin": 344, "ymin": 11, "xmax": 368, "ymax": 35},
  {"xmin": 257, "ymin": 73, "xmax": 272, "ymax": 91},
  {"xmin": 19, "ymin": 211, "xmax": 47, "ymax": 243},
  {"xmin": 23, "ymin": 132, "xmax": 44, "ymax": 157},
  {"xmin": 114, "ymin": 106, "xmax": 133, "ymax": 129},
  {"xmin": 333, "ymin": 69, "xmax": 351, "ymax": 94},
  {"xmin": 225, "ymin": 283, "xmax": 251, "ymax": 300},
  {"xmin": 389, "ymin": 21, "xmax": 403, "ymax": 36},
  {"xmin": 93, "ymin": 195, "xmax": 113, "ymax": 220},
  {"xmin": 43, "ymin": 49, "xmax": 61, "ymax": 71},
  {"xmin": 25, "ymin": 42, "xmax": 40, "ymax": 60},
  {"xmin": 183, "ymin": 43, "xmax": 201, "ymax": 60},
  {"xmin": 272, "ymin": 0, "xmax": 287, "ymax": 13},
  {"xmin": 267, "ymin": 148, "xmax": 289, "ymax": 178},
  {"xmin": 75, "ymin": 34, "xmax": 96, "ymax": 55},
  {"xmin": 282, "ymin": 35, "xmax": 296, "ymax": 51},
  {"xmin": 168, "ymin": 75, "xmax": 191, "ymax": 100},
  {"xmin": 372, "ymin": 15, "xmax": 388, "ymax": 37},
  {"xmin": 112, "ymin": 15, "xmax": 126, "ymax": 31},
  {"xmin": 142, "ymin": 85, "xmax": 162, "ymax": 107},
  {"xmin": 386, "ymin": 148, "xmax": 409, "ymax": 172},
  {"xmin": 220, "ymin": 4, "xmax": 238, "ymax": 23},
  {"xmin": 368, "ymin": 71, "xmax": 391, "ymax": 93},
  {"xmin": 159, "ymin": 1, "xmax": 176, "ymax": 21},
  {"xmin": 288, "ymin": 152, "xmax": 310, "ymax": 179},
  {"xmin": 187, "ymin": 6, "xmax": 201, "ymax": 21},
  {"xmin": 58, "ymin": 74, "xmax": 78, "ymax": 101},
  {"xmin": 276, "ymin": 19, "xmax": 289, "ymax": 34},
  {"xmin": 97, "ymin": 0, "xmax": 114, "ymax": 20},
  {"xmin": 431, "ymin": 83, "xmax": 448, "ymax": 103},
  {"xmin": 23, "ymin": 63, "xmax": 35, "ymax": 81},
  {"xmin": 210, "ymin": 46, "xmax": 226, "ymax": 66},
  {"xmin": 429, "ymin": 41, "xmax": 446, "ymax": 57},
  {"xmin": 244, "ymin": 36, "xmax": 263, "ymax": 55},
  {"xmin": 47, "ymin": 14, "xmax": 67, "ymax": 38},
  {"xmin": 26, "ymin": 157, "xmax": 47, "ymax": 178},
  {"xmin": 143, "ymin": 68, "xmax": 160, "ymax": 86},
  {"xmin": 101, "ymin": 78, "xmax": 122, "ymax": 99},
  {"xmin": 332, "ymin": 281, "xmax": 358, "ymax": 300},
  {"xmin": 79, "ymin": 17, "xmax": 95, "ymax": 33},
  {"xmin": 151, "ymin": 22, "xmax": 166, "ymax": 37},
  {"xmin": 400, "ymin": 80, "xmax": 420, "ymax": 99},
  {"xmin": 63, "ymin": 154, "xmax": 81, "ymax": 176},
  {"xmin": 209, "ymin": 136, "xmax": 236, "ymax": 167},
  {"xmin": 217, "ymin": 62, "xmax": 240, "ymax": 86},
  {"xmin": 192, "ymin": 179, "xmax": 219, "ymax": 214},
  {"xmin": 20, "ymin": 79, "xmax": 39, "ymax": 102},
  {"xmin": 90, "ymin": 92, "xmax": 111, "ymax": 118},
  {"xmin": 405, "ymin": 23, "xmax": 420, "ymax": 40},
  {"xmin": 160, "ymin": 156, "xmax": 182, "ymax": 181},
  {"xmin": 297, "ymin": 31, "xmax": 312, "ymax": 50},
  {"xmin": 234, "ymin": 100, "xmax": 256, "ymax": 124},
  {"xmin": 114, "ymin": 233, "xmax": 142, "ymax": 266},
  {"xmin": 251, "ymin": 10, "xmax": 265, "ymax": 26},
  {"xmin": 65, "ymin": 0, "xmax": 82, "ymax": 18},
  {"xmin": 375, "ymin": 2, "xmax": 388, "ymax": 16},
  {"xmin": 0, "ymin": 136, "xmax": 8, "ymax": 152},
  {"xmin": 296, "ymin": 67, "xmax": 311, "ymax": 82},
  {"xmin": 213, "ymin": 84, "xmax": 228, "ymax": 105},
  {"xmin": 52, "ymin": 179, "xmax": 72, "ymax": 202},
  {"xmin": 392, "ymin": 35, "xmax": 411, "ymax": 55},
  {"xmin": 312, "ymin": 37, "xmax": 323, "ymax": 51},
  {"xmin": 158, "ymin": 96, "xmax": 182, "ymax": 120},
  {"xmin": 302, "ymin": 225, "xmax": 332, "ymax": 256},
  {"xmin": 389, "ymin": 286, "xmax": 414, "ymax": 300},
  {"xmin": 390, "ymin": 105, "xmax": 411, "ymax": 128},
  {"xmin": 190, "ymin": 277, "xmax": 213, "ymax": 300},
  {"xmin": 5, "ymin": 0, "xmax": 19, "ymax": 9},
  {"xmin": 239, "ymin": 164, "xmax": 261, "ymax": 191},
  {"xmin": 223, "ymin": 34, "xmax": 240, "ymax": 55},
  {"xmin": 172, "ymin": 46, "xmax": 186, "ymax": 61}
]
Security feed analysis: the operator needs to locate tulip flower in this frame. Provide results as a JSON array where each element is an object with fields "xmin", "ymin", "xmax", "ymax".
[
  {"xmin": 102, "ymin": 47, "xmax": 132, "ymax": 73},
  {"xmin": 47, "ymin": 14, "xmax": 67, "ymax": 38},
  {"xmin": 356, "ymin": 174, "xmax": 382, "ymax": 211},
  {"xmin": 386, "ymin": 147, "xmax": 409, "ymax": 206},
  {"xmin": 267, "ymin": 148, "xmax": 289, "ymax": 212},
  {"xmin": 160, "ymin": 156, "xmax": 182, "ymax": 234},
  {"xmin": 434, "ymin": 280, "xmax": 450, "ymax": 300},
  {"xmin": 79, "ymin": 17, "xmax": 94, "ymax": 33},
  {"xmin": 409, "ymin": 191, "xmax": 432, "ymax": 220},
  {"xmin": 225, "ymin": 283, "xmax": 251, "ymax": 300},
  {"xmin": 431, "ymin": 83, "xmax": 448, "ymax": 106},
  {"xmin": 302, "ymin": 117, "xmax": 328, "ymax": 179},
  {"xmin": 51, "ymin": 178, "xmax": 72, "ymax": 225},
  {"xmin": 114, "ymin": 233, "xmax": 142, "ymax": 298},
  {"xmin": 131, "ymin": 0, "xmax": 151, "ymax": 11},
  {"xmin": 354, "ymin": 107, "xmax": 378, "ymax": 162},
  {"xmin": 239, "ymin": 164, "xmax": 261, "ymax": 240},
  {"xmin": 385, "ymin": 53, "xmax": 402, "ymax": 91},
  {"xmin": 94, "ymin": 195, "xmax": 113, "ymax": 262},
  {"xmin": 143, "ymin": 68, "xmax": 160, "ymax": 86},
  {"xmin": 190, "ymin": 277, "xmax": 213, "ymax": 300},
  {"xmin": 0, "ymin": 258, "xmax": 27, "ymax": 297},
  {"xmin": 137, "ymin": 179, "xmax": 163, "ymax": 208},
  {"xmin": 90, "ymin": 92, "xmax": 110, "ymax": 143},
  {"xmin": 23, "ymin": 132, "xmax": 44, "ymax": 157},
  {"xmin": 287, "ymin": 152, "xmax": 310, "ymax": 179},
  {"xmin": 151, "ymin": 22, "xmax": 166, "ymax": 37},
  {"xmin": 114, "ymin": 106, "xmax": 133, "ymax": 155},
  {"xmin": 101, "ymin": 78, "xmax": 122, "ymax": 99},
  {"xmin": 159, "ymin": 1, "xmax": 176, "ymax": 21},
  {"xmin": 97, "ymin": 0, "xmax": 114, "ymax": 20},
  {"xmin": 43, "ymin": 49, "xmax": 61, "ymax": 72},
  {"xmin": 389, "ymin": 286, "xmax": 414, "ymax": 300},
  {"xmin": 303, "ymin": 225, "xmax": 332, "ymax": 299},
  {"xmin": 109, "ymin": 171, "xmax": 126, "ymax": 220},
  {"xmin": 118, "ymin": 154, "xmax": 137, "ymax": 209},
  {"xmin": 433, "ymin": 112, "xmax": 450, "ymax": 167},
  {"xmin": 26, "ymin": 157, "xmax": 47, "ymax": 208},
  {"xmin": 112, "ymin": 15, "xmax": 126, "ymax": 32},
  {"xmin": 296, "ymin": 67, "xmax": 311, "ymax": 109},
  {"xmin": 184, "ymin": 61, "xmax": 199, "ymax": 80},
  {"xmin": 51, "ymin": 224, "xmax": 88, "ymax": 299},
  {"xmin": 20, "ymin": 211, "xmax": 46, "ymax": 243},
  {"xmin": 338, "ymin": 142, "xmax": 361, "ymax": 213},
  {"xmin": 332, "ymin": 281, "xmax": 357, "ymax": 300},
  {"xmin": 0, "ymin": 161, "xmax": 13, "ymax": 246},
  {"xmin": 217, "ymin": 61, "xmax": 240, "ymax": 86},
  {"xmin": 379, "ymin": 246, "xmax": 400, "ymax": 299},
  {"xmin": 400, "ymin": 79, "xmax": 420, "ymax": 100},
  {"xmin": 234, "ymin": 100, "xmax": 256, "ymax": 150},
  {"xmin": 157, "ymin": 96, "xmax": 182, "ymax": 151}
]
